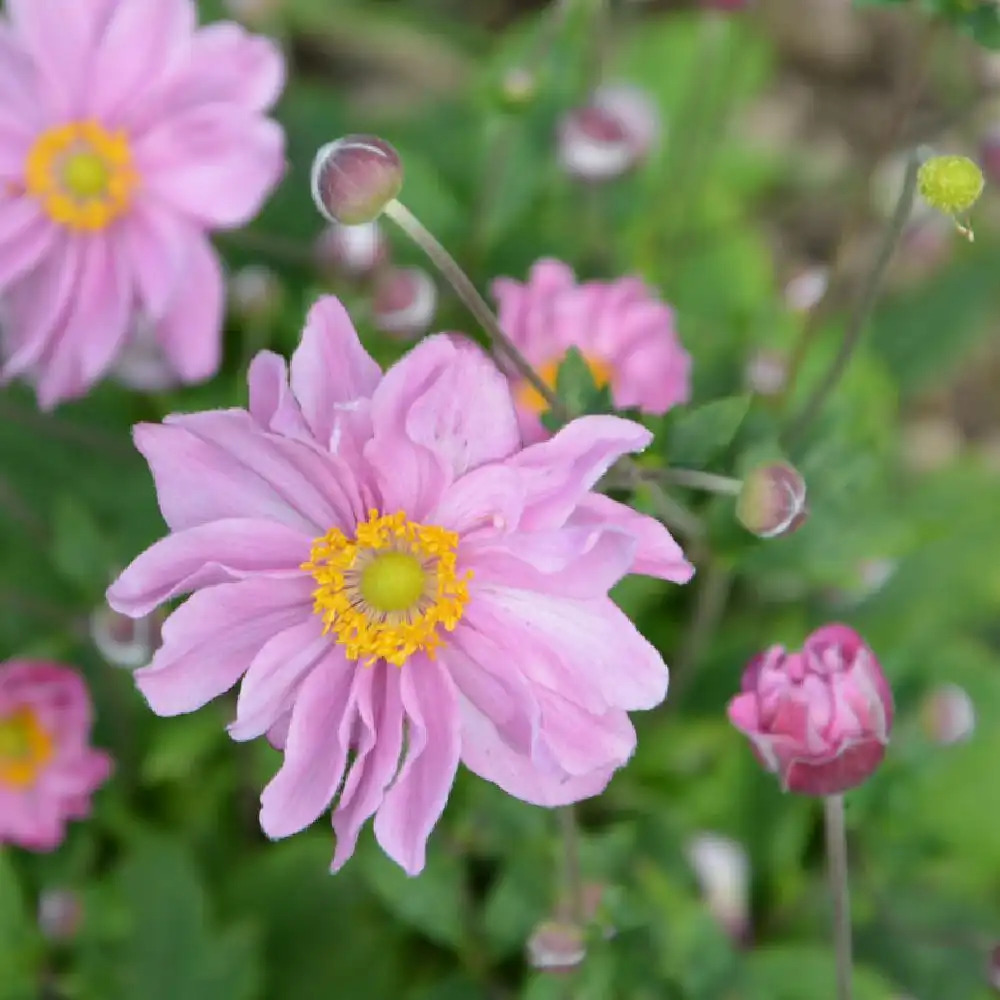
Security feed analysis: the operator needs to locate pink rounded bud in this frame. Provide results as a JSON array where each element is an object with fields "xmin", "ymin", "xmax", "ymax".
[
  {"xmin": 372, "ymin": 266, "xmax": 438, "ymax": 340},
  {"xmin": 527, "ymin": 921, "xmax": 586, "ymax": 973},
  {"xmin": 315, "ymin": 221, "xmax": 389, "ymax": 281},
  {"xmin": 229, "ymin": 265, "xmax": 283, "ymax": 323},
  {"xmin": 90, "ymin": 603, "xmax": 162, "ymax": 669},
  {"xmin": 736, "ymin": 462, "xmax": 807, "ymax": 538},
  {"xmin": 744, "ymin": 349, "xmax": 788, "ymax": 397},
  {"xmin": 311, "ymin": 135, "xmax": 403, "ymax": 225},
  {"xmin": 921, "ymin": 683, "xmax": 975, "ymax": 746},
  {"xmin": 38, "ymin": 889, "xmax": 83, "ymax": 942},
  {"xmin": 728, "ymin": 624, "xmax": 894, "ymax": 796},
  {"xmin": 558, "ymin": 84, "xmax": 660, "ymax": 182}
]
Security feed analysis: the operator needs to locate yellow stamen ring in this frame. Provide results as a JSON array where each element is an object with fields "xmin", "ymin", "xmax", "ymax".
[
  {"xmin": 0, "ymin": 707, "xmax": 54, "ymax": 789},
  {"xmin": 304, "ymin": 510, "xmax": 471, "ymax": 667},
  {"xmin": 25, "ymin": 120, "xmax": 138, "ymax": 231}
]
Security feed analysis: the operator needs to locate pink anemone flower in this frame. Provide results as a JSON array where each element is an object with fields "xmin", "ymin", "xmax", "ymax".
[
  {"xmin": 492, "ymin": 259, "xmax": 691, "ymax": 443},
  {"xmin": 108, "ymin": 296, "xmax": 694, "ymax": 875},
  {"xmin": 0, "ymin": 0, "xmax": 285, "ymax": 407},
  {"xmin": 0, "ymin": 661, "xmax": 112, "ymax": 851}
]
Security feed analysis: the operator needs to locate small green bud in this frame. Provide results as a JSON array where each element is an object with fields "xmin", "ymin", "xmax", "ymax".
[
  {"xmin": 736, "ymin": 462, "xmax": 807, "ymax": 539},
  {"xmin": 917, "ymin": 155, "xmax": 984, "ymax": 241}
]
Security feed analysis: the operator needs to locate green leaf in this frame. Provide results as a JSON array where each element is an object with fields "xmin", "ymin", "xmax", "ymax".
[
  {"xmin": 667, "ymin": 395, "xmax": 751, "ymax": 467},
  {"xmin": 554, "ymin": 347, "xmax": 615, "ymax": 418},
  {"xmin": 50, "ymin": 496, "xmax": 114, "ymax": 596},
  {"xmin": 744, "ymin": 946, "xmax": 899, "ymax": 999},
  {"xmin": 0, "ymin": 851, "xmax": 42, "ymax": 1000}
]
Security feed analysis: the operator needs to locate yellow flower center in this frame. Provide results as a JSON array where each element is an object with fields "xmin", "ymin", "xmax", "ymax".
[
  {"xmin": 0, "ymin": 707, "xmax": 53, "ymax": 789},
  {"xmin": 25, "ymin": 120, "xmax": 138, "ymax": 231},
  {"xmin": 517, "ymin": 353, "xmax": 613, "ymax": 414},
  {"xmin": 304, "ymin": 510, "xmax": 471, "ymax": 667}
]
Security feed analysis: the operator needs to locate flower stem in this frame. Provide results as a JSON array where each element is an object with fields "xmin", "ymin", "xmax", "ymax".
[
  {"xmin": 558, "ymin": 805, "xmax": 585, "ymax": 925},
  {"xmin": 656, "ymin": 468, "xmax": 742, "ymax": 495},
  {"xmin": 782, "ymin": 151, "xmax": 920, "ymax": 449},
  {"xmin": 824, "ymin": 794, "xmax": 854, "ymax": 1000}
]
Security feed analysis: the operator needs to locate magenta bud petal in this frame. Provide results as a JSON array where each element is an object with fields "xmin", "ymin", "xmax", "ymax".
[
  {"xmin": 372, "ymin": 266, "xmax": 437, "ymax": 340},
  {"xmin": 315, "ymin": 221, "xmax": 389, "ymax": 280},
  {"xmin": 736, "ymin": 462, "xmax": 807, "ymax": 538},
  {"xmin": 727, "ymin": 625, "xmax": 894, "ymax": 796},
  {"xmin": 311, "ymin": 135, "xmax": 403, "ymax": 225},
  {"xmin": 527, "ymin": 921, "xmax": 586, "ymax": 972}
]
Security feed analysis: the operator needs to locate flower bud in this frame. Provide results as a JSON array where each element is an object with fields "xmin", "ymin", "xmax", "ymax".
[
  {"xmin": 527, "ymin": 921, "xmax": 586, "ymax": 973},
  {"xmin": 784, "ymin": 266, "xmax": 829, "ymax": 313},
  {"xmin": 728, "ymin": 624, "xmax": 894, "ymax": 796},
  {"xmin": 557, "ymin": 84, "xmax": 659, "ymax": 182},
  {"xmin": 921, "ymin": 683, "xmax": 975, "ymax": 746},
  {"xmin": 917, "ymin": 155, "xmax": 984, "ymax": 240},
  {"xmin": 311, "ymin": 135, "xmax": 403, "ymax": 225},
  {"xmin": 744, "ymin": 349, "xmax": 788, "ymax": 397},
  {"xmin": 90, "ymin": 603, "xmax": 162, "ymax": 669},
  {"xmin": 38, "ymin": 889, "xmax": 83, "ymax": 942},
  {"xmin": 372, "ymin": 266, "xmax": 437, "ymax": 340},
  {"xmin": 736, "ymin": 462, "xmax": 807, "ymax": 538},
  {"xmin": 685, "ymin": 832, "xmax": 751, "ymax": 944},
  {"xmin": 500, "ymin": 67, "xmax": 537, "ymax": 110},
  {"xmin": 315, "ymin": 221, "xmax": 389, "ymax": 281},
  {"xmin": 112, "ymin": 321, "xmax": 176, "ymax": 392},
  {"xmin": 229, "ymin": 265, "xmax": 283, "ymax": 324}
]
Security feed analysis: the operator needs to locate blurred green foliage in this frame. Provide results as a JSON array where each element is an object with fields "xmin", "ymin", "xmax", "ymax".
[{"xmin": 2, "ymin": 0, "xmax": 1000, "ymax": 998}]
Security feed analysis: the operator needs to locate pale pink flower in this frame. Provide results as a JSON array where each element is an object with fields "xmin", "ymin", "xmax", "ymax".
[
  {"xmin": 492, "ymin": 259, "xmax": 691, "ymax": 442},
  {"xmin": 0, "ymin": 661, "xmax": 112, "ymax": 851},
  {"xmin": 728, "ymin": 625, "xmax": 893, "ymax": 796},
  {"xmin": 108, "ymin": 296, "xmax": 694, "ymax": 874},
  {"xmin": 0, "ymin": 0, "xmax": 286, "ymax": 408}
]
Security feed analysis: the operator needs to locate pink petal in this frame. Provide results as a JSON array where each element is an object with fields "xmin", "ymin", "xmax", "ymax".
[
  {"xmin": 289, "ymin": 297, "xmax": 381, "ymax": 446},
  {"xmin": 88, "ymin": 0, "xmax": 195, "ymax": 123},
  {"xmin": 535, "ymin": 694, "xmax": 636, "ymax": 777},
  {"xmin": 430, "ymin": 464, "xmax": 524, "ymax": 538},
  {"xmin": 121, "ymin": 203, "xmax": 189, "ymax": 322},
  {"xmin": 374, "ymin": 656, "xmax": 461, "ymax": 875},
  {"xmin": 138, "ymin": 106, "xmax": 285, "ymax": 229},
  {"xmin": 0, "ymin": 24, "xmax": 42, "ymax": 128},
  {"xmin": 471, "ymin": 590, "xmax": 668, "ymax": 713},
  {"xmin": 259, "ymin": 649, "xmax": 357, "ymax": 838},
  {"xmin": 135, "ymin": 576, "xmax": 313, "ymax": 716},
  {"xmin": 571, "ymin": 493, "xmax": 694, "ymax": 583},
  {"xmin": 511, "ymin": 415, "xmax": 652, "ymax": 530},
  {"xmin": 459, "ymin": 698, "xmax": 616, "ymax": 807},
  {"xmin": 107, "ymin": 518, "xmax": 312, "ymax": 618},
  {"xmin": 726, "ymin": 692, "xmax": 761, "ymax": 735},
  {"xmin": 331, "ymin": 666, "xmax": 404, "ymax": 871},
  {"xmin": 0, "ymin": 199, "xmax": 56, "ymax": 290},
  {"xmin": 230, "ymin": 618, "xmax": 328, "ymax": 742},
  {"xmin": 247, "ymin": 351, "xmax": 313, "ymax": 441},
  {"xmin": 35, "ymin": 233, "xmax": 131, "ymax": 409},
  {"xmin": 154, "ymin": 227, "xmax": 224, "ymax": 383},
  {"xmin": 363, "ymin": 432, "xmax": 447, "ymax": 522}
]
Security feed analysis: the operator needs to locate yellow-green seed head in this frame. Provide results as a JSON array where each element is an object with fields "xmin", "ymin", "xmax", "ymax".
[{"xmin": 917, "ymin": 155, "xmax": 984, "ymax": 216}]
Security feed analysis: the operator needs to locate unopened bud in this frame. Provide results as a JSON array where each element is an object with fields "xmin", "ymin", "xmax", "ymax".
[
  {"xmin": 229, "ymin": 265, "xmax": 282, "ymax": 324},
  {"xmin": 311, "ymin": 135, "xmax": 403, "ymax": 225},
  {"xmin": 685, "ymin": 833, "xmax": 751, "ymax": 944},
  {"xmin": 527, "ymin": 921, "xmax": 586, "ymax": 972},
  {"xmin": 90, "ymin": 603, "xmax": 162, "ymax": 669},
  {"xmin": 500, "ymin": 67, "xmax": 537, "ymax": 109},
  {"xmin": 315, "ymin": 221, "xmax": 389, "ymax": 281},
  {"xmin": 921, "ymin": 683, "xmax": 975, "ymax": 746},
  {"xmin": 784, "ymin": 266, "xmax": 829, "ymax": 313},
  {"xmin": 736, "ymin": 462, "xmax": 807, "ymax": 538},
  {"xmin": 558, "ymin": 84, "xmax": 659, "ymax": 182},
  {"xmin": 372, "ymin": 266, "xmax": 437, "ymax": 339},
  {"xmin": 113, "ymin": 320, "xmax": 176, "ymax": 392},
  {"xmin": 38, "ymin": 889, "xmax": 83, "ymax": 942},
  {"xmin": 744, "ymin": 349, "xmax": 788, "ymax": 397},
  {"xmin": 917, "ymin": 155, "xmax": 984, "ymax": 240}
]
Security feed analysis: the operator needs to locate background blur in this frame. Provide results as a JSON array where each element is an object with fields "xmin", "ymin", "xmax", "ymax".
[{"xmin": 3, "ymin": 0, "xmax": 1000, "ymax": 997}]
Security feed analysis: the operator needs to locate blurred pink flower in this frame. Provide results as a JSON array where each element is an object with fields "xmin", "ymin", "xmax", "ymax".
[
  {"xmin": 0, "ymin": 0, "xmax": 286, "ymax": 408},
  {"xmin": 492, "ymin": 259, "xmax": 691, "ymax": 442},
  {"xmin": 728, "ymin": 625, "xmax": 893, "ymax": 795},
  {"xmin": 0, "ymin": 661, "xmax": 112, "ymax": 851},
  {"xmin": 108, "ymin": 296, "xmax": 694, "ymax": 874}
]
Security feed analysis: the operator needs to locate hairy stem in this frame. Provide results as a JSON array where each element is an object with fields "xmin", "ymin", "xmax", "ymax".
[{"xmin": 824, "ymin": 795, "xmax": 854, "ymax": 1000}]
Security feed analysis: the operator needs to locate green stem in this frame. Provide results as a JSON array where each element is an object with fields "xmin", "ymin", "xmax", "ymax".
[
  {"xmin": 558, "ymin": 805, "xmax": 585, "ymax": 925},
  {"xmin": 782, "ymin": 151, "xmax": 920, "ymax": 449},
  {"xmin": 824, "ymin": 795, "xmax": 854, "ymax": 1000},
  {"xmin": 657, "ymin": 468, "xmax": 742, "ymax": 495}
]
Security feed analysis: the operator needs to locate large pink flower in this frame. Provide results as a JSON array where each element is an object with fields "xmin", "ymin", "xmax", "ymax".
[
  {"xmin": 0, "ymin": 0, "xmax": 285, "ymax": 407},
  {"xmin": 727, "ymin": 625, "xmax": 893, "ymax": 796},
  {"xmin": 0, "ymin": 661, "xmax": 112, "ymax": 851},
  {"xmin": 108, "ymin": 296, "xmax": 694, "ymax": 874},
  {"xmin": 492, "ymin": 259, "xmax": 691, "ymax": 442}
]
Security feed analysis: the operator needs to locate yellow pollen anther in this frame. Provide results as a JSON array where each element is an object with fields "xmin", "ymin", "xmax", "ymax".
[
  {"xmin": 25, "ymin": 120, "xmax": 138, "ymax": 231},
  {"xmin": 518, "ymin": 352, "xmax": 613, "ymax": 414},
  {"xmin": 303, "ymin": 510, "xmax": 471, "ymax": 667},
  {"xmin": 0, "ymin": 708, "xmax": 53, "ymax": 789}
]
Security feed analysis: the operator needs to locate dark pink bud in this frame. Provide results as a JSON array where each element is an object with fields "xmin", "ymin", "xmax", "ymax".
[
  {"xmin": 527, "ymin": 921, "xmax": 586, "ymax": 973},
  {"xmin": 728, "ymin": 624, "xmax": 894, "ymax": 796},
  {"xmin": 736, "ymin": 462, "xmax": 807, "ymax": 538},
  {"xmin": 372, "ymin": 266, "xmax": 437, "ymax": 339},
  {"xmin": 311, "ymin": 135, "xmax": 403, "ymax": 225},
  {"xmin": 558, "ymin": 84, "xmax": 659, "ymax": 182},
  {"xmin": 314, "ymin": 221, "xmax": 389, "ymax": 281}
]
